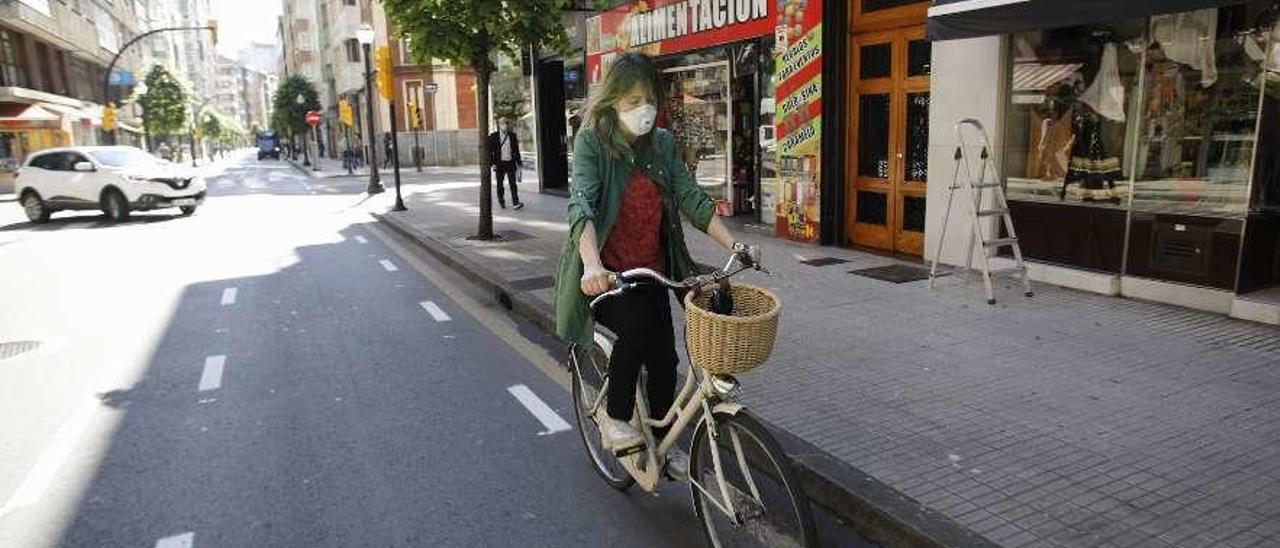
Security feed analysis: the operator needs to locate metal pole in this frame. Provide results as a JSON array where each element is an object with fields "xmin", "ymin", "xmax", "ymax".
[
  {"xmin": 311, "ymin": 124, "xmax": 320, "ymax": 171},
  {"xmin": 391, "ymin": 102, "xmax": 406, "ymax": 211},
  {"xmin": 362, "ymin": 43, "xmax": 384, "ymax": 194}
]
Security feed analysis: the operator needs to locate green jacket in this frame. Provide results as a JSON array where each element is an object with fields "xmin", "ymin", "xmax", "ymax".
[{"xmin": 553, "ymin": 126, "xmax": 716, "ymax": 345}]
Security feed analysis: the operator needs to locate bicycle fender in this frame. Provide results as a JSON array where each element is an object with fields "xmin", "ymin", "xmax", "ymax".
[
  {"xmin": 592, "ymin": 331, "xmax": 614, "ymax": 355},
  {"xmin": 711, "ymin": 401, "xmax": 744, "ymax": 416}
]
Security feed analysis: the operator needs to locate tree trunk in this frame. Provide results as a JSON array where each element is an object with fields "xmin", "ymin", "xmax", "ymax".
[{"xmin": 475, "ymin": 58, "xmax": 494, "ymax": 240}]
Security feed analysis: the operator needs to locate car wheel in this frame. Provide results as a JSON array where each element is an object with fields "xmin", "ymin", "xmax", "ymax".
[
  {"xmin": 20, "ymin": 191, "xmax": 50, "ymax": 223},
  {"xmin": 101, "ymin": 189, "xmax": 130, "ymax": 222},
  {"xmin": 180, "ymin": 205, "xmax": 197, "ymax": 216}
]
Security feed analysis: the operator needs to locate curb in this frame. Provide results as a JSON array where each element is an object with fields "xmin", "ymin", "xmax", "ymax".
[
  {"xmin": 375, "ymin": 210, "xmax": 1000, "ymax": 548},
  {"xmin": 284, "ymin": 158, "xmax": 321, "ymax": 180}
]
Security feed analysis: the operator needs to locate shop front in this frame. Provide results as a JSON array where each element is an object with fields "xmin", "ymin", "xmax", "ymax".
[
  {"xmin": 927, "ymin": 0, "xmax": 1280, "ymax": 323},
  {"xmin": 586, "ymin": 0, "xmax": 827, "ymax": 242}
]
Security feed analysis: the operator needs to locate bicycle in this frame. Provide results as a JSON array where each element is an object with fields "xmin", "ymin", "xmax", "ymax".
[{"xmin": 567, "ymin": 249, "xmax": 817, "ymax": 548}]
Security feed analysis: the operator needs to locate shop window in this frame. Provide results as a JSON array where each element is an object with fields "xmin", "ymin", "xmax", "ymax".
[
  {"xmin": 858, "ymin": 93, "xmax": 890, "ymax": 178},
  {"xmin": 1004, "ymin": 23, "xmax": 1145, "ymax": 207},
  {"xmin": 860, "ymin": 43, "xmax": 892, "ymax": 79},
  {"xmin": 856, "ymin": 191, "xmax": 888, "ymax": 226},
  {"xmin": 1130, "ymin": 6, "xmax": 1269, "ymax": 218}
]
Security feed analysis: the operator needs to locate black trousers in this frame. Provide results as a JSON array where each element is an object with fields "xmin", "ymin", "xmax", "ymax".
[
  {"xmin": 495, "ymin": 161, "xmax": 521, "ymax": 205},
  {"xmin": 593, "ymin": 284, "xmax": 678, "ymax": 425}
]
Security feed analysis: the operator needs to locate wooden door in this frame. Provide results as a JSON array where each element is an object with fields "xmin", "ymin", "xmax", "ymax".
[{"xmin": 847, "ymin": 26, "xmax": 931, "ymax": 255}]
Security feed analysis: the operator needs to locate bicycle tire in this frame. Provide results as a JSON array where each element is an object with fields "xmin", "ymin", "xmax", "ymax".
[
  {"xmin": 570, "ymin": 343, "xmax": 634, "ymax": 491},
  {"xmin": 689, "ymin": 410, "xmax": 817, "ymax": 548}
]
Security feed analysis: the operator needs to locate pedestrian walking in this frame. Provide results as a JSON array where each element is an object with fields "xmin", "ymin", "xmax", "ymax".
[{"xmin": 487, "ymin": 119, "xmax": 523, "ymax": 210}]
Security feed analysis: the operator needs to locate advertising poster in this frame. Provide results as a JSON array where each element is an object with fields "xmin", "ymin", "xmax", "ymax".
[{"xmin": 773, "ymin": 0, "xmax": 822, "ymax": 242}]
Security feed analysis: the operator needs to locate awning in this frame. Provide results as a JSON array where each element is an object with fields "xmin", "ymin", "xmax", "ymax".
[
  {"xmin": 39, "ymin": 102, "xmax": 98, "ymax": 125},
  {"xmin": 1011, "ymin": 63, "xmax": 1083, "ymax": 92},
  {"xmin": 928, "ymin": 0, "xmax": 1244, "ymax": 41},
  {"xmin": 0, "ymin": 102, "xmax": 59, "ymax": 123}
]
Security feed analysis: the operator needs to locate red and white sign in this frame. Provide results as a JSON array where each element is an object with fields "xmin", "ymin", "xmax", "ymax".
[
  {"xmin": 586, "ymin": 0, "xmax": 775, "ymax": 85},
  {"xmin": 305, "ymin": 111, "xmax": 322, "ymax": 126}
]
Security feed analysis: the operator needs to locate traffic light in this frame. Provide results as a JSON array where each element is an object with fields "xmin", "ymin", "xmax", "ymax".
[
  {"xmin": 103, "ymin": 102, "xmax": 117, "ymax": 132},
  {"xmin": 339, "ymin": 99, "xmax": 354, "ymax": 127},
  {"xmin": 207, "ymin": 19, "xmax": 218, "ymax": 46},
  {"xmin": 376, "ymin": 45, "xmax": 394, "ymax": 101}
]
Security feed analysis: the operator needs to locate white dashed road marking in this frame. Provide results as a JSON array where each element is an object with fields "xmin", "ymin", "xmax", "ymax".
[
  {"xmin": 199, "ymin": 355, "xmax": 226, "ymax": 392},
  {"xmin": 220, "ymin": 287, "xmax": 238, "ymax": 306},
  {"xmin": 354, "ymin": 235, "xmax": 368, "ymax": 244},
  {"xmin": 0, "ymin": 399, "xmax": 98, "ymax": 517},
  {"xmin": 419, "ymin": 301, "xmax": 451, "ymax": 322},
  {"xmin": 154, "ymin": 532, "xmax": 195, "ymax": 548},
  {"xmin": 379, "ymin": 259, "xmax": 398, "ymax": 272},
  {"xmin": 507, "ymin": 385, "xmax": 571, "ymax": 435}
]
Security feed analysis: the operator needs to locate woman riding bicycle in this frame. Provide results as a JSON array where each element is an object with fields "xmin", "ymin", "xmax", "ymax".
[{"xmin": 553, "ymin": 52, "xmax": 756, "ymax": 463}]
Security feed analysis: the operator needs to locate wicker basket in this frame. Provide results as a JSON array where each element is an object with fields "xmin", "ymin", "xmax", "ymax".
[{"xmin": 684, "ymin": 283, "xmax": 781, "ymax": 375}]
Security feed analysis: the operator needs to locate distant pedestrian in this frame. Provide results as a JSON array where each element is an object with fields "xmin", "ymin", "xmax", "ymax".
[{"xmin": 487, "ymin": 118, "xmax": 523, "ymax": 210}]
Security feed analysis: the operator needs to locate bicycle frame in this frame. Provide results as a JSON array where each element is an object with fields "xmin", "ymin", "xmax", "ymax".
[{"xmin": 576, "ymin": 250, "xmax": 769, "ymax": 521}]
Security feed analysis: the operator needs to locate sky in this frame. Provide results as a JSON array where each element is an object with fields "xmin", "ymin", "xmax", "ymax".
[{"xmin": 211, "ymin": 0, "xmax": 282, "ymax": 56}]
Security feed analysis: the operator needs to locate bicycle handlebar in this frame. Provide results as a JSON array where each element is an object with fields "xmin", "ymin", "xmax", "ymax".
[{"xmin": 588, "ymin": 247, "xmax": 764, "ymax": 311}]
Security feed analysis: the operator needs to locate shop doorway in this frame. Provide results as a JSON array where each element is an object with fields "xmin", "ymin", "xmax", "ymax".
[
  {"xmin": 847, "ymin": 25, "xmax": 930, "ymax": 256},
  {"xmin": 662, "ymin": 62, "xmax": 733, "ymax": 215},
  {"xmin": 535, "ymin": 59, "xmax": 569, "ymax": 193}
]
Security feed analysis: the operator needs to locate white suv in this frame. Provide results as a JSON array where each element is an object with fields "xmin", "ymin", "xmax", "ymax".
[{"xmin": 16, "ymin": 146, "xmax": 207, "ymax": 223}]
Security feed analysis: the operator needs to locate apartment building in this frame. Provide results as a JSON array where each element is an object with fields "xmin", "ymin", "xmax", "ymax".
[
  {"xmin": 173, "ymin": 0, "xmax": 215, "ymax": 101},
  {"xmin": 0, "ymin": 0, "xmax": 147, "ymax": 188}
]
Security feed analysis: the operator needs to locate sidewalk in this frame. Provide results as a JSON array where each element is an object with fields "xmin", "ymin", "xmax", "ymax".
[{"xmin": 377, "ymin": 182, "xmax": 1280, "ymax": 548}]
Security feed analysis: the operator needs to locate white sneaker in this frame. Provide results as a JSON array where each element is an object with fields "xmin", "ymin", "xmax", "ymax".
[{"xmin": 599, "ymin": 416, "xmax": 643, "ymax": 451}]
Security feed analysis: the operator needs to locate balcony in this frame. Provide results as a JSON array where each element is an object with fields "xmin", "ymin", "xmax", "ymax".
[{"xmin": 0, "ymin": 0, "xmax": 105, "ymax": 64}]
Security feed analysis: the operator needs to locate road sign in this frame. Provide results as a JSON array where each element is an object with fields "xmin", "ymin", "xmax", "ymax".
[
  {"xmin": 423, "ymin": 83, "xmax": 439, "ymax": 94},
  {"xmin": 107, "ymin": 69, "xmax": 135, "ymax": 87},
  {"xmin": 305, "ymin": 110, "xmax": 322, "ymax": 126}
]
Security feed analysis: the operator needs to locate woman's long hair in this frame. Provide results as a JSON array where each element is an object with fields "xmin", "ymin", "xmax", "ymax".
[{"xmin": 583, "ymin": 52, "xmax": 666, "ymax": 158}]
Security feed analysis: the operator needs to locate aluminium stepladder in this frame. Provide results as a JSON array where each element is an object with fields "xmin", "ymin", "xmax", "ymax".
[{"xmin": 928, "ymin": 119, "xmax": 1033, "ymax": 305}]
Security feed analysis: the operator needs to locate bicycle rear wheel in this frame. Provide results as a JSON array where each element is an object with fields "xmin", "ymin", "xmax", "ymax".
[
  {"xmin": 570, "ymin": 342, "xmax": 634, "ymax": 490},
  {"xmin": 689, "ymin": 410, "xmax": 816, "ymax": 548}
]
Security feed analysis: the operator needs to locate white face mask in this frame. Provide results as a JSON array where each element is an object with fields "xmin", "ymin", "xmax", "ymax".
[{"xmin": 617, "ymin": 103, "xmax": 657, "ymax": 136}]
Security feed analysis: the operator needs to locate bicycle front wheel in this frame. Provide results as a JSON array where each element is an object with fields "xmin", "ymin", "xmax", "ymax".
[
  {"xmin": 569, "ymin": 342, "xmax": 634, "ymax": 491},
  {"xmin": 689, "ymin": 410, "xmax": 817, "ymax": 548}
]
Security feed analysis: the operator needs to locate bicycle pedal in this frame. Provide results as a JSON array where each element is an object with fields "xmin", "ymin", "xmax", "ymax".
[{"xmin": 613, "ymin": 443, "xmax": 646, "ymax": 458}]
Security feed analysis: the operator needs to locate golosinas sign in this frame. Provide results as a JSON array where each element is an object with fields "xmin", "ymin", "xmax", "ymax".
[{"xmin": 587, "ymin": 0, "xmax": 775, "ymax": 85}]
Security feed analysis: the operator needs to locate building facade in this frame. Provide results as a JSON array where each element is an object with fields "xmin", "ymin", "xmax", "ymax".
[
  {"xmin": 0, "ymin": 0, "xmax": 148, "ymax": 189},
  {"xmin": 925, "ymin": 0, "xmax": 1280, "ymax": 324}
]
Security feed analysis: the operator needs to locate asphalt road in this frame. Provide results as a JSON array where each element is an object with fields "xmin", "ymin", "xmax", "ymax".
[{"xmin": 0, "ymin": 151, "xmax": 870, "ymax": 548}]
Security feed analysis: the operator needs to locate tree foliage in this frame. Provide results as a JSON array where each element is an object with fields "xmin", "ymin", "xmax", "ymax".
[
  {"xmin": 270, "ymin": 75, "xmax": 321, "ymax": 139},
  {"xmin": 491, "ymin": 67, "xmax": 528, "ymax": 125},
  {"xmin": 139, "ymin": 64, "xmax": 191, "ymax": 136},
  {"xmin": 201, "ymin": 111, "xmax": 245, "ymax": 143},
  {"xmin": 383, "ymin": 0, "xmax": 573, "ymax": 239}
]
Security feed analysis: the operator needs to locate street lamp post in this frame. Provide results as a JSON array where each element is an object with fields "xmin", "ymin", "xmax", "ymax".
[
  {"xmin": 357, "ymin": 23, "xmax": 384, "ymax": 195},
  {"xmin": 296, "ymin": 94, "xmax": 311, "ymax": 167}
]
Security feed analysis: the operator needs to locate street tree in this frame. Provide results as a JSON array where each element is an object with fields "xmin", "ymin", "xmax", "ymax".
[
  {"xmin": 138, "ymin": 64, "xmax": 191, "ymax": 147},
  {"xmin": 383, "ymin": 0, "xmax": 571, "ymax": 240},
  {"xmin": 271, "ymin": 75, "xmax": 321, "ymax": 152}
]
